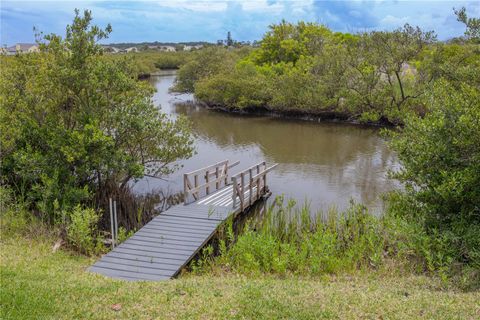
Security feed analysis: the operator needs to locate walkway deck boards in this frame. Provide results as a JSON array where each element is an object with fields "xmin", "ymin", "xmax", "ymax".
[
  {"xmin": 89, "ymin": 160, "xmax": 277, "ymax": 281},
  {"xmin": 89, "ymin": 186, "xmax": 243, "ymax": 281}
]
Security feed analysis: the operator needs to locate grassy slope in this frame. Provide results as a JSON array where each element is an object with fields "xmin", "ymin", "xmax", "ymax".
[{"xmin": 1, "ymin": 235, "xmax": 479, "ymax": 320}]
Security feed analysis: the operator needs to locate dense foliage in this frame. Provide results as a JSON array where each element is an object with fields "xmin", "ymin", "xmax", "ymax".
[
  {"xmin": 176, "ymin": 17, "xmax": 478, "ymax": 125},
  {"xmin": 387, "ymin": 80, "xmax": 480, "ymax": 269},
  {"xmin": 383, "ymin": 8, "xmax": 480, "ymax": 272},
  {"xmin": 0, "ymin": 10, "xmax": 194, "ymax": 231},
  {"xmin": 210, "ymin": 200, "xmax": 386, "ymax": 275},
  {"xmin": 195, "ymin": 197, "xmax": 478, "ymax": 287},
  {"xmin": 1, "ymin": 7, "xmax": 479, "ymax": 288},
  {"xmin": 185, "ymin": 8, "xmax": 480, "ymax": 278},
  {"xmin": 106, "ymin": 50, "xmax": 193, "ymax": 78}
]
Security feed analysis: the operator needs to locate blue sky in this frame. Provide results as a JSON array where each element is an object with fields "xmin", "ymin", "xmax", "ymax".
[{"xmin": 1, "ymin": 1, "xmax": 479, "ymax": 45}]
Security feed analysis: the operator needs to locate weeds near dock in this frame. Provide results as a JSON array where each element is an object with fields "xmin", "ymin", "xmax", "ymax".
[
  {"xmin": 208, "ymin": 197, "xmax": 385, "ymax": 275},
  {"xmin": 192, "ymin": 196, "xmax": 479, "ymax": 289}
]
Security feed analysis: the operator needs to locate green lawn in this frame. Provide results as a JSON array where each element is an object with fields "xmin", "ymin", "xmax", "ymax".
[{"xmin": 1, "ymin": 235, "xmax": 479, "ymax": 320}]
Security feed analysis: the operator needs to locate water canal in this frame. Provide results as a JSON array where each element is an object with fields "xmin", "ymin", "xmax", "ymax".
[{"xmin": 134, "ymin": 71, "xmax": 400, "ymax": 214}]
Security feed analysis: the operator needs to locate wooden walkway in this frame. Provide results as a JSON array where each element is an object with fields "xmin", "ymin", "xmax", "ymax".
[{"xmin": 89, "ymin": 160, "xmax": 277, "ymax": 281}]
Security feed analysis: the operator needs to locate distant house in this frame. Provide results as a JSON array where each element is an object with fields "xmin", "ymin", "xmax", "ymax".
[
  {"xmin": 183, "ymin": 45, "xmax": 203, "ymax": 51},
  {"xmin": 125, "ymin": 47, "xmax": 138, "ymax": 53},
  {"xmin": 103, "ymin": 46, "xmax": 120, "ymax": 53},
  {"xmin": 160, "ymin": 46, "xmax": 175, "ymax": 52},
  {"xmin": 5, "ymin": 43, "xmax": 39, "ymax": 55}
]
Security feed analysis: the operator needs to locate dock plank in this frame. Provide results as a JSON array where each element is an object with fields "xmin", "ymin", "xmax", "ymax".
[
  {"xmin": 99, "ymin": 256, "xmax": 180, "ymax": 271},
  {"xmin": 89, "ymin": 175, "xmax": 272, "ymax": 281}
]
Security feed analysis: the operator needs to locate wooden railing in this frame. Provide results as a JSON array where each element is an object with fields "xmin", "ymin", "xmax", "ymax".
[
  {"xmin": 231, "ymin": 162, "xmax": 278, "ymax": 211},
  {"xmin": 183, "ymin": 159, "xmax": 240, "ymax": 204}
]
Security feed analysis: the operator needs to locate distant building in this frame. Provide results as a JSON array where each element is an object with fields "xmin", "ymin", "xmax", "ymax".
[
  {"xmin": 103, "ymin": 46, "xmax": 120, "ymax": 53},
  {"xmin": 160, "ymin": 46, "xmax": 175, "ymax": 52},
  {"xmin": 183, "ymin": 45, "xmax": 203, "ymax": 51},
  {"xmin": 5, "ymin": 43, "xmax": 39, "ymax": 55},
  {"xmin": 125, "ymin": 47, "xmax": 139, "ymax": 53}
]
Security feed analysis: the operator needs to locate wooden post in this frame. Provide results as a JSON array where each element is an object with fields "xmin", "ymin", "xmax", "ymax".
[
  {"xmin": 240, "ymin": 172, "xmax": 245, "ymax": 211},
  {"xmin": 263, "ymin": 162, "xmax": 267, "ymax": 194},
  {"xmin": 224, "ymin": 162, "xmax": 228, "ymax": 185},
  {"xmin": 216, "ymin": 166, "xmax": 220, "ymax": 190},
  {"xmin": 183, "ymin": 174, "xmax": 188, "ymax": 204},
  {"xmin": 249, "ymin": 169, "xmax": 253, "ymax": 205},
  {"xmin": 205, "ymin": 170, "xmax": 210, "ymax": 195},
  {"xmin": 257, "ymin": 164, "xmax": 261, "ymax": 199},
  {"xmin": 194, "ymin": 174, "xmax": 198, "ymax": 198},
  {"xmin": 232, "ymin": 177, "xmax": 237, "ymax": 208}
]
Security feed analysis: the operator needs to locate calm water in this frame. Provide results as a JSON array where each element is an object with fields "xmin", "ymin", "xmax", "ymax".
[{"xmin": 134, "ymin": 72, "xmax": 399, "ymax": 214}]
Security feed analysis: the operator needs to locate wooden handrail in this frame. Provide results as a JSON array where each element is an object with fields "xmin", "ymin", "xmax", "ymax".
[
  {"xmin": 231, "ymin": 162, "xmax": 278, "ymax": 211},
  {"xmin": 230, "ymin": 161, "xmax": 265, "ymax": 180},
  {"xmin": 184, "ymin": 160, "xmax": 229, "ymax": 176},
  {"xmin": 185, "ymin": 173, "xmax": 228, "ymax": 194},
  {"xmin": 183, "ymin": 159, "xmax": 240, "ymax": 204},
  {"xmin": 250, "ymin": 164, "xmax": 278, "ymax": 181},
  {"xmin": 205, "ymin": 160, "xmax": 240, "ymax": 178}
]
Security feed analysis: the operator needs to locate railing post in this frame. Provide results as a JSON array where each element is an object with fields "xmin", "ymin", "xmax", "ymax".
[
  {"xmin": 216, "ymin": 166, "xmax": 220, "ymax": 190},
  {"xmin": 232, "ymin": 177, "xmax": 237, "ymax": 208},
  {"xmin": 205, "ymin": 170, "xmax": 210, "ymax": 195},
  {"xmin": 249, "ymin": 168, "xmax": 253, "ymax": 205},
  {"xmin": 263, "ymin": 162, "xmax": 267, "ymax": 194},
  {"xmin": 183, "ymin": 174, "xmax": 188, "ymax": 204},
  {"xmin": 257, "ymin": 164, "xmax": 261, "ymax": 199},
  {"xmin": 240, "ymin": 172, "xmax": 245, "ymax": 211},
  {"xmin": 224, "ymin": 162, "xmax": 229, "ymax": 185},
  {"xmin": 194, "ymin": 175, "xmax": 198, "ymax": 188}
]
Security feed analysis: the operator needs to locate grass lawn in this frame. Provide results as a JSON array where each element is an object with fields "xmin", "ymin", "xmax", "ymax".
[{"xmin": 1, "ymin": 234, "xmax": 479, "ymax": 320}]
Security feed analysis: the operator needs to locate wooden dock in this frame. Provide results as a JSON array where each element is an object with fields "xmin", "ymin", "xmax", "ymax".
[{"xmin": 89, "ymin": 160, "xmax": 277, "ymax": 281}]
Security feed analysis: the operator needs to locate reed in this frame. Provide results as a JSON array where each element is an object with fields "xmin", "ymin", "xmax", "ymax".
[{"xmin": 206, "ymin": 196, "xmax": 385, "ymax": 275}]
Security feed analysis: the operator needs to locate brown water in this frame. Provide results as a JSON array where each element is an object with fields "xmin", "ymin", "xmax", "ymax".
[{"xmin": 134, "ymin": 71, "xmax": 399, "ymax": 214}]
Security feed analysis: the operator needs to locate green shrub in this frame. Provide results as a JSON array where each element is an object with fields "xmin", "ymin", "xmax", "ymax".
[
  {"xmin": 66, "ymin": 205, "xmax": 103, "ymax": 255},
  {"xmin": 177, "ymin": 21, "xmax": 443, "ymax": 124},
  {"xmin": 0, "ymin": 10, "xmax": 194, "ymax": 226},
  {"xmin": 116, "ymin": 226, "xmax": 134, "ymax": 243},
  {"xmin": 174, "ymin": 47, "xmax": 250, "ymax": 93},
  {"xmin": 154, "ymin": 52, "xmax": 190, "ymax": 70},
  {"xmin": 0, "ymin": 187, "xmax": 30, "ymax": 236},
  {"xmin": 387, "ymin": 80, "xmax": 480, "ymax": 270},
  {"xmin": 195, "ymin": 61, "xmax": 272, "ymax": 109}
]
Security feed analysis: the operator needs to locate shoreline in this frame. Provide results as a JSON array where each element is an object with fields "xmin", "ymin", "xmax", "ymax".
[
  {"xmin": 148, "ymin": 72, "xmax": 397, "ymax": 128},
  {"xmin": 196, "ymin": 101, "xmax": 396, "ymax": 128}
]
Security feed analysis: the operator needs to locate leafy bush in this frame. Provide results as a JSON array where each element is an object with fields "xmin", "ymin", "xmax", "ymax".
[
  {"xmin": 154, "ymin": 51, "xmax": 190, "ymax": 70},
  {"xmin": 0, "ymin": 187, "xmax": 30, "ymax": 236},
  {"xmin": 116, "ymin": 226, "xmax": 134, "ymax": 243},
  {"xmin": 195, "ymin": 60, "xmax": 272, "ymax": 109},
  {"xmin": 175, "ymin": 21, "xmax": 442, "ymax": 124},
  {"xmin": 66, "ymin": 205, "xmax": 103, "ymax": 255},
  {"xmin": 174, "ymin": 47, "xmax": 250, "ymax": 93},
  {"xmin": 387, "ymin": 80, "xmax": 480, "ymax": 270},
  {"xmin": 0, "ymin": 10, "xmax": 194, "ymax": 225}
]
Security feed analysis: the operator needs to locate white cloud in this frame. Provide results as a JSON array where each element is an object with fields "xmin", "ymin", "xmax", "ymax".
[
  {"xmin": 380, "ymin": 14, "xmax": 410, "ymax": 26},
  {"xmin": 155, "ymin": 0, "xmax": 228, "ymax": 12}
]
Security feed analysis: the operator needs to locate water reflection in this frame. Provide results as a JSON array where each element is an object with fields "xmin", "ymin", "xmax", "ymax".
[{"xmin": 134, "ymin": 73, "xmax": 399, "ymax": 214}]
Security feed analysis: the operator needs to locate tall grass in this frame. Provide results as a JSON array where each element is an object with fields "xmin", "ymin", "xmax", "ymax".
[
  {"xmin": 202, "ymin": 197, "xmax": 385, "ymax": 275},
  {"xmin": 195, "ymin": 196, "xmax": 479, "ymax": 289}
]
